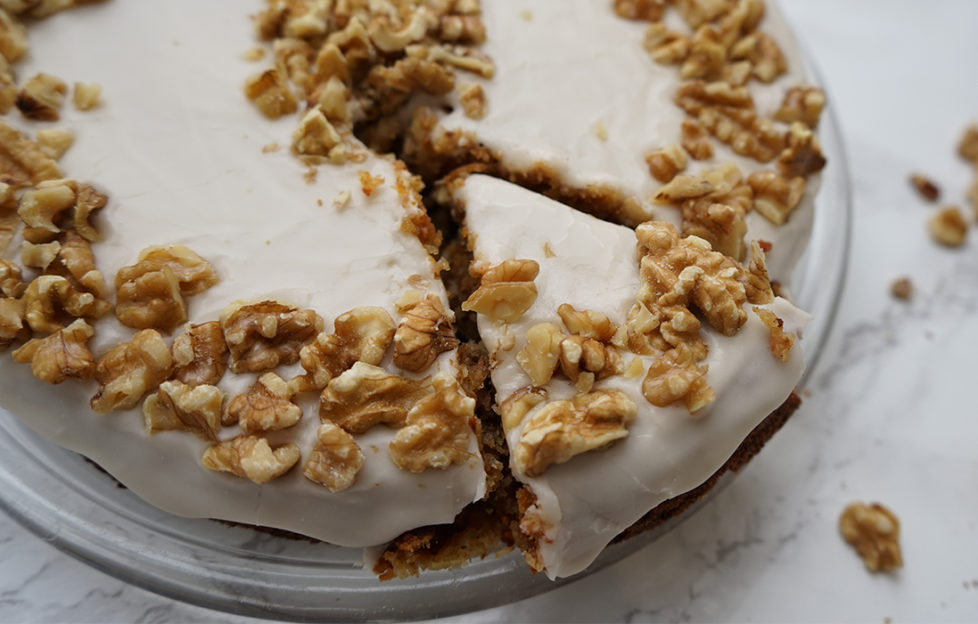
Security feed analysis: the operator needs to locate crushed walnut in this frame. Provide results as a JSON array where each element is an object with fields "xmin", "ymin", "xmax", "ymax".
[
  {"xmin": 303, "ymin": 421, "xmax": 364, "ymax": 492},
  {"xmin": 515, "ymin": 323, "xmax": 563, "ymax": 388},
  {"xmin": 221, "ymin": 300, "xmax": 323, "ymax": 373},
  {"xmin": 201, "ymin": 435, "xmax": 300, "ymax": 484},
  {"xmin": 462, "ymin": 259, "xmax": 539, "ymax": 323},
  {"xmin": 839, "ymin": 502, "xmax": 903, "ymax": 573},
  {"xmin": 459, "ymin": 83, "xmax": 486, "ymax": 120},
  {"xmin": 35, "ymin": 128, "xmax": 75, "ymax": 160}
]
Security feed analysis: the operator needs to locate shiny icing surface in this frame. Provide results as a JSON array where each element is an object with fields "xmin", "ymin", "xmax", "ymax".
[
  {"xmin": 0, "ymin": 0, "xmax": 485, "ymax": 547},
  {"xmin": 457, "ymin": 174, "xmax": 809, "ymax": 578}
]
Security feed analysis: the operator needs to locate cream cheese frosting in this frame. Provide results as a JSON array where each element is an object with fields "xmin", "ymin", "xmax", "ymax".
[
  {"xmin": 0, "ymin": 0, "xmax": 485, "ymax": 547},
  {"xmin": 429, "ymin": 0, "xmax": 817, "ymax": 285},
  {"xmin": 456, "ymin": 173, "xmax": 809, "ymax": 579}
]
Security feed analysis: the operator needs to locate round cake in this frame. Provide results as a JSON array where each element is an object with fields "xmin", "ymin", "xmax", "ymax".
[{"xmin": 0, "ymin": 0, "xmax": 826, "ymax": 580}]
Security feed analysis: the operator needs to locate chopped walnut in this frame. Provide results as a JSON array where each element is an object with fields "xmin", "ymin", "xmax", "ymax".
[
  {"xmin": 292, "ymin": 108, "xmax": 342, "ymax": 157},
  {"xmin": 72, "ymin": 82, "xmax": 101, "ymax": 111},
  {"xmin": 0, "ymin": 296, "xmax": 26, "ymax": 349},
  {"xmin": 0, "ymin": 8, "xmax": 27, "ymax": 63},
  {"xmin": 774, "ymin": 85, "xmax": 826, "ymax": 129},
  {"xmin": 732, "ymin": 32, "xmax": 787, "ymax": 83},
  {"xmin": 221, "ymin": 300, "xmax": 323, "ymax": 373},
  {"xmin": 928, "ymin": 206, "xmax": 968, "ymax": 247},
  {"xmin": 458, "ymin": 82, "xmax": 486, "ymax": 120},
  {"xmin": 839, "ymin": 502, "xmax": 903, "ymax": 573},
  {"xmin": 0, "ymin": 183, "xmax": 15, "ymax": 253},
  {"xmin": 958, "ymin": 123, "xmax": 978, "ymax": 163},
  {"xmin": 320, "ymin": 361, "xmax": 431, "ymax": 434},
  {"xmin": 500, "ymin": 386, "xmax": 548, "ymax": 432},
  {"xmin": 17, "ymin": 180, "xmax": 76, "ymax": 234},
  {"xmin": 646, "ymin": 144, "xmax": 688, "ymax": 183},
  {"xmin": 516, "ymin": 323, "xmax": 564, "ymax": 387},
  {"xmin": 90, "ymin": 329, "xmax": 173, "ymax": 414},
  {"xmin": 11, "ymin": 318, "xmax": 95, "ymax": 383},
  {"xmin": 748, "ymin": 170, "xmax": 807, "ymax": 225},
  {"xmin": 889, "ymin": 276, "xmax": 913, "ymax": 301},
  {"xmin": 143, "ymin": 380, "xmax": 225, "ymax": 440},
  {"xmin": 908, "ymin": 173, "xmax": 940, "ymax": 203},
  {"xmin": 0, "ymin": 258, "xmax": 24, "ymax": 298},
  {"xmin": 22, "ymin": 274, "xmax": 109, "ymax": 333},
  {"xmin": 557, "ymin": 334, "xmax": 624, "ymax": 383},
  {"xmin": 291, "ymin": 306, "xmax": 395, "ymax": 392},
  {"xmin": 73, "ymin": 184, "xmax": 107, "ymax": 242},
  {"xmin": 681, "ymin": 119, "xmax": 714, "ymax": 160},
  {"xmin": 244, "ymin": 68, "xmax": 298, "ymax": 119},
  {"xmin": 303, "ymin": 421, "xmax": 364, "ymax": 492},
  {"xmin": 642, "ymin": 343, "xmax": 714, "ymax": 413},
  {"xmin": 35, "ymin": 128, "xmax": 75, "ymax": 160},
  {"xmin": 388, "ymin": 373, "xmax": 475, "ymax": 473},
  {"xmin": 16, "ymin": 73, "xmax": 67, "ymax": 121},
  {"xmin": 682, "ymin": 25, "xmax": 726, "ymax": 81},
  {"xmin": 968, "ymin": 177, "xmax": 978, "ymax": 221},
  {"xmin": 201, "ymin": 435, "xmax": 300, "ymax": 484},
  {"xmin": 461, "ymin": 259, "xmax": 539, "ymax": 323},
  {"xmin": 614, "ymin": 0, "xmax": 666, "ymax": 20},
  {"xmin": 171, "ymin": 321, "xmax": 228, "ymax": 386},
  {"xmin": 358, "ymin": 170, "xmax": 384, "ymax": 197},
  {"xmin": 753, "ymin": 306, "xmax": 794, "ymax": 362},
  {"xmin": 53, "ymin": 231, "xmax": 108, "ymax": 298},
  {"xmin": 393, "ymin": 294, "xmax": 458, "ymax": 373},
  {"xmin": 673, "ymin": 0, "xmax": 737, "ymax": 28},
  {"xmin": 778, "ymin": 122, "xmax": 827, "ymax": 178},
  {"xmin": 21, "ymin": 240, "xmax": 60, "ymax": 270},
  {"xmin": 682, "ymin": 197, "xmax": 748, "ymax": 260},
  {"xmin": 228, "ymin": 372, "xmax": 303, "ymax": 433},
  {"xmin": 643, "ymin": 22, "xmax": 689, "ymax": 65},
  {"xmin": 743, "ymin": 240, "xmax": 775, "ymax": 305},
  {"xmin": 0, "ymin": 120, "xmax": 62, "ymax": 188},
  {"xmin": 514, "ymin": 389, "xmax": 637, "ymax": 477}
]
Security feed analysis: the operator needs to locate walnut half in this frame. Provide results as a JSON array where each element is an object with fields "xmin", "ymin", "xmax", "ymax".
[
  {"xmin": 201, "ymin": 435, "xmax": 301, "ymax": 485},
  {"xmin": 393, "ymin": 294, "xmax": 458, "ymax": 373},
  {"xmin": 228, "ymin": 372, "xmax": 303, "ymax": 433},
  {"xmin": 143, "ymin": 380, "xmax": 225, "ymax": 440},
  {"xmin": 839, "ymin": 502, "xmax": 903, "ymax": 573},
  {"xmin": 303, "ymin": 421, "xmax": 364, "ymax": 492},
  {"xmin": 462, "ymin": 259, "xmax": 539, "ymax": 323},
  {"xmin": 388, "ymin": 373, "xmax": 476, "ymax": 473},
  {"xmin": 90, "ymin": 329, "xmax": 173, "ymax": 414},
  {"xmin": 11, "ymin": 318, "xmax": 95, "ymax": 384},
  {"xmin": 221, "ymin": 300, "xmax": 323, "ymax": 373}
]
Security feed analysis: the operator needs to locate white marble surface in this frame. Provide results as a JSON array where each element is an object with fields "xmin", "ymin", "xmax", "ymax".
[{"xmin": 2, "ymin": 1, "xmax": 978, "ymax": 622}]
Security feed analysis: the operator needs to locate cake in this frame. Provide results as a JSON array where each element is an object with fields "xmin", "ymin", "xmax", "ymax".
[{"xmin": 0, "ymin": 0, "xmax": 826, "ymax": 581}]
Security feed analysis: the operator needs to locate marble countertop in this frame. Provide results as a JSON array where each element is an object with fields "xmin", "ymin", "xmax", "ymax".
[{"xmin": 2, "ymin": 1, "xmax": 977, "ymax": 622}]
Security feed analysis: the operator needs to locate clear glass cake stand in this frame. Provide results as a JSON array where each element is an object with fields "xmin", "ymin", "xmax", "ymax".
[{"xmin": 0, "ymin": 77, "xmax": 851, "ymax": 624}]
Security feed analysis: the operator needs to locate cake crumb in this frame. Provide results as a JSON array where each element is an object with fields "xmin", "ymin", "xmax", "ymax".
[
  {"xmin": 839, "ymin": 502, "xmax": 903, "ymax": 573},
  {"xmin": 889, "ymin": 276, "xmax": 913, "ymax": 301},
  {"xmin": 594, "ymin": 121, "xmax": 608, "ymax": 142},
  {"xmin": 909, "ymin": 173, "xmax": 940, "ymax": 202},
  {"xmin": 261, "ymin": 142, "xmax": 280, "ymax": 154},
  {"xmin": 928, "ymin": 206, "xmax": 968, "ymax": 247},
  {"xmin": 333, "ymin": 189, "xmax": 351, "ymax": 210},
  {"xmin": 542, "ymin": 242, "xmax": 555, "ymax": 258},
  {"xmin": 358, "ymin": 171, "xmax": 384, "ymax": 197},
  {"xmin": 241, "ymin": 46, "xmax": 266, "ymax": 62}
]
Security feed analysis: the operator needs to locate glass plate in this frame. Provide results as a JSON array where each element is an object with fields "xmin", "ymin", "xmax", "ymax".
[{"xmin": 0, "ymin": 65, "xmax": 851, "ymax": 624}]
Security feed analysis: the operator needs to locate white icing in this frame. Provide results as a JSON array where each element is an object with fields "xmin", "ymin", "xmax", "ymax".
[
  {"xmin": 457, "ymin": 174, "xmax": 809, "ymax": 579},
  {"xmin": 433, "ymin": 0, "xmax": 816, "ymax": 284},
  {"xmin": 0, "ymin": 0, "xmax": 485, "ymax": 547}
]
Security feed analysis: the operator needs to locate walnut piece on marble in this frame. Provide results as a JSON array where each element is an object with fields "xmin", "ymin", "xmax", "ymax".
[
  {"xmin": 201, "ymin": 435, "xmax": 300, "ymax": 484},
  {"xmin": 462, "ymin": 259, "xmax": 539, "ymax": 323},
  {"xmin": 221, "ymin": 300, "xmax": 323, "ymax": 374},
  {"xmin": 244, "ymin": 68, "xmax": 298, "ymax": 119},
  {"xmin": 388, "ymin": 373, "xmax": 476, "ymax": 473},
  {"xmin": 171, "ymin": 321, "xmax": 228, "ymax": 386},
  {"xmin": 16, "ymin": 73, "xmax": 67, "ymax": 121},
  {"xmin": 514, "ymin": 389, "xmax": 637, "ymax": 477},
  {"xmin": 839, "ymin": 502, "xmax": 903, "ymax": 573},
  {"xmin": 303, "ymin": 421, "xmax": 364, "ymax": 492},
  {"xmin": 516, "ymin": 323, "xmax": 564, "ymax": 388},
  {"xmin": 11, "ymin": 317, "xmax": 94, "ymax": 383},
  {"xmin": 0, "ymin": 120, "xmax": 62, "ymax": 188},
  {"xmin": 774, "ymin": 85, "xmax": 826, "ymax": 129},
  {"xmin": 748, "ymin": 170, "xmax": 806, "ymax": 225},
  {"xmin": 143, "ymin": 380, "xmax": 225, "ymax": 440},
  {"xmin": 320, "ymin": 361, "xmax": 432, "ymax": 434},
  {"xmin": 228, "ymin": 372, "xmax": 303, "ymax": 434},
  {"xmin": 928, "ymin": 206, "xmax": 968, "ymax": 248},
  {"xmin": 646, "ymin": 144, "xmax": 688, "ymax": 183},
  {"xmin": 72, "ymin": 81, "xmax": 101, "ymax": 111},
  {"xmin": 90, "ymin": 329, "xmax": 173, "ymax": 414},
  {"xmin": 393, "ymin": 294, "xmax": 458, "ymax": 373},
  {"xmin": 752, "ymin": 306, "xmax": 794, "ymax": 362},
  {"xmin": 642, "ymin": 342, "xmax": 714, "ymax": 413}
]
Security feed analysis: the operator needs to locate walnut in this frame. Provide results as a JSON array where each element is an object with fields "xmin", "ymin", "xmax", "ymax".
[
  {"xmin": 752, "ymin": 306, "xmax": 794, "ymax": 362},
  {"xmin": 459, "ymin": 82, "xmax": 486, "ymax": 120},
  {"xmin": 0, "ymin": 182, "xmax": 15, "ymax": 253},
  {"xmin": 732, "ymin": 32, "xmax": 786, "ymax": 83},
  {"xmin": 52, "ymin": 231, "xmax": 108, "ymax": 298},
  {"xmin": 393, "ymin": 295, "xmax": 457, "ymax": 373},
  {"xmin": 315, "ymin": 76, "xmax": 350, "ymax": 123},
  {"xmin": 0, "ymin": 8, "xmax": 27, "ymax": 63},
  {"xmin": 22, "ymin": 274, "xmax": 109, "ymax": 333},
  {"xmin": 673, "ymin": 0, "xmax": 735, "ymax": 28},
  {"xmin": 21, "ymin": 240, "xmax": 59, "ymax": 270},
  {"xmin": 201, "ymin": 435, "xmax": 300, "ymax": 484},
  {"xmin": 439, "ymin": 14, "xmax": 486, "ymax": 44},
  {"xmin": 0, "ymin": 297, "xmax": 26, "ymax": 349},
  {"xmin": 17, "ymin": 180, "xmax": 76, "ymax": 234},
  {"xmin": 778, "ymin": 122, "xmax": 827, "ymax": 178},
  {"xmin": 958, "ymin": 123, "xmax": 978, "ymax": 163},
  {"xmin": 221, "ymin": 300, "xmax": 323, "ymax": 373},
  {"xmin": 839, "ymin": 502, "xmax": 903, "ymax": 573},
  {"xmin": 0, "ymin": 120, "xmax": 62, "ymax": 188},
  {"xmin": 228, "ymin": 372, "xmax": 303, "ymax": 433},
  {"xmin": 358, "ymin": 170, "xmax": 384, "ymax": 196},
  {"xmin": 303, "ymin": 421, "xmax": 364, "ymax": 492},
  {"xmin": 743, "ymin": 240, "xmax": 775, "ymax": 305},
  {"xmin": 515, "ymin": 323, "xmax": 563, "ymax": 387},
  {"xmin": 36, "ymin": 128, "xmax": 75, "ymax": 160},
  {"xmin": 557, "ymin": 305, "xmax": 617, "ymax": 344},
  {"xmin": 513, "ymin": 389, "xmax": 637, "ymax": 477},
  {"xmin": 747, "ymin": 170, "xmax": 806, "ymax": 226},
  {"xmin": 642, "ymin": 343, "xmax": 714, "ymax": 413},
  {"xmin": 319, "ymin": 361, "xmax": 431, "ymax": 434},
  {"xmin": 774, "ymin": 85, "xmax": 826, "ymax": 129},
  {"xmin": 423, "ymin": 44, "xmax": 495, "ymax": 79},
  {"xmin": 73, "ymin": 184, "xmax": 107, "ymax": 243},
  {"xmin": 292, "ymin": 108, "xmax": 342, "ymax": 157},
  {"xmin": 131, "ymin": 245, "xmax": 219, "ymax": 295},
  {"xmin": 889, "ymin": 276, "xmax": 913, "ymax": 301},
  {"xmin": 367, "ymin": 9, "xmax": 433, "ymax": 53},
  {"xmin": 11, "ymin": 318, "xmax": 95, "ymax": 383},
  {"xmin": 499, "ymin": 386, "xmax": 548, "ymax": 432},
  {"xmin": 614, "ymin": 0, "xmax": 666, "ymax": 21},
  {"xmin": 72, "ymin": 82, "xmax": 101, "ymax": 111},
  {"xmin": 682, "ymin": 25, "xmax": 726, "ymax": 81},
  {"xmin": 143, "ymin": 380, "xmax": 225, "ymax": 440},
  {"xmin": 681, "ymin": 120, "xmax": 714, "ymax": 160},
  {"xmin": 928, "ymin": 206, "xmax": 968, "ymax": 247},
  {"xmin": 388, "ymin": 373, "xmax": 475, "ymax": 472},
  {"xmin": 653, "ymin": 161, "xmax": 739, "ymax": 204},
  {"xmin": 16, "ymin": 73, "xmax": 67, "ymax": 121},
  {"xmin": 171, "ymin": 321, "xmax": 228, "ymax": 386},
  {"xmin": 89, "ymin": 329, "xmax": 172, "ymax": 414},
  {"xmin": 682, "ymin": 198, "xmax": 747, "ymax": 260},
  {"xmin": 643, "ymin": 22, "xmax": 689, "ymax": 65},
  {"xmin": 461, "ymin": 259, "xmax": 539, "ymax": 323},
  {"xmin": 906, "ymin": 173, "xmax": 939, "ymax": 203},
  {"xmin": 557, "ymin": 334, "xmax": 623, "ymax": 383},
  {"xmin": 244, "ymin": 69, "xmax": 298, "ymax": 119},
  {"xmin": 645, "ymin": 144, "xmax": 688, "ymax": 183},
  {"xmin": 0, "ymin": 258, "xmax": 24, "ymax": 298},
  {"xmin": 291, "ymin": 306, "xmax": 395, "ymax": 392}
]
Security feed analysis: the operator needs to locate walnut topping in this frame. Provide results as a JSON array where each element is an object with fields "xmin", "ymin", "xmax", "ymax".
[
  {"xmin": 228, "ymin": 372, "xmax": 303, "ymax": 434},
  {"xmin": 292, "ymin": 108, "xmax": 343, "ymax": 159},
  {"xmin": 642, "ymin": 343, "xmax": 714, "ymax": 412},
  {"xmin": 753, "ymin": 306, "xmax": 794, "ymax": 362},
  {"xmin": 72, "ymin": 81, "xmax": 101, "ymax": 111},
  {"xmin": 515, "ymin": 323, "xmax": 563, "ymax": 388},
  {"xmin": 461, "ymin": 259, "xmax": 539, "ymax": 323},
  {"xmin": 244, "ymin": 68, "xmax": 298, "ymax": 119},
  {"xmin": 0, "ymin": 297, "xmax": 26, "ymax": 349},
  {"xmin": 459, "ymin": 82, "xmax": 486, "ymax": 120},
  {"xmin": 681, "ymin": 119, "xmax": 714, "ymax": 160},
  {"xmin": 11, "ymin": 318, "xmax": 94, "ymax": 383},
  {"xmin": 748, "ymin": 170, "xmax": 806, "ymax": 225},
  {"xmin": 732, "ymin": 32, "xmax": 786, "ymax": 83},
  {"xmin": 201, "ymin": 435, "xmax": 300, "ymax": 484},
  {"xmin": 303, "ymin": 421, "xmax": 364, "ymax": 492},
  {"xmin": 774, "ymin": 85, "xmax": 826, "ymax": 129},
  {"xmin": 171, "ymin": 321, "xmax": 228, "ymax": 386},
  {"xmin": 0, "ymin": 183, "xmax": 15, "ymax": 253},
  {"xmin": 16, "ymin": 73, "xmax": 67, "ymax": 121},
  {"xmin": 22, "ymin": 274, "xmax": 109, "ymax": 333},
  {"xmin": 615, "ymin": 0, "xmax": 666, "ymax": 21},
  {"xmin": 17, "ymin": 180, "xmax": 75, "ymax": 234},
  {"xmin": 958, "ymin": 123, "xmax": 978, "ymax": 163},
  {"xmin": 645, "ymin": 144, "xmax": 688, "ymax": 183},
  {"xmin": 500, "ymin": 386, "xmax": 548, "ymax": 432},
  {"xmin": 682, "ymin": 24, "xmax": 726, "ymax": 80},
  {"xmin": 0, "ymin": 120, "xmax": 62, "ymax": 188},
  {"xmin": 514, "ymin": 389, "xmax": 637, "ymax": 477},
  {"xmin": 0, "ymin": 8, "xmax": 27, "ymax": 63},
  {"xmin": 221, "ymin": 300, "xmax": 323, "ymax": 374},
  {"xmin": 35, "ymin": 128, "xmax": 75, "ymax": 160},
  {"xmin": 0, "ymin": 258, "xmax": 24, "ymax": 298},
  {"xmin": 143, "ymin": 380, "xmax": 225, "ymax": 440},
  {"xmin": 73, "ymin": 184, "xmax": 107, "ymax": 243},
  {"xmin": 643, "ymin": 22, "xmax": 689, "ymax": 65},
  {"xmin": 839, "ymin": 502, "xmax": 903, "ymax": 573},
  {"xmin": 388, "ymin": 373, "xmax": 475, "ymax": 473},
  {"xmin": 21, "ymin": 240, "xmax": 60, "ymax": 270},
  {"xmin": 320, "ymin": 361, "xmax": 431, "ymax": 434},
  {"xmin": 928, "ymin": 206, "xmax": 968, "ymax": 248},
  {"xmin": 393, "ymin": 294, "xmax": 458, "ymax": 373},
  {"xmin": 89, "ymin": 329, "xmax": 172, "ymax": 414},
  {"xmin": 778, "ymin": 122, "xmax": 827, "ymax": 178}
]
